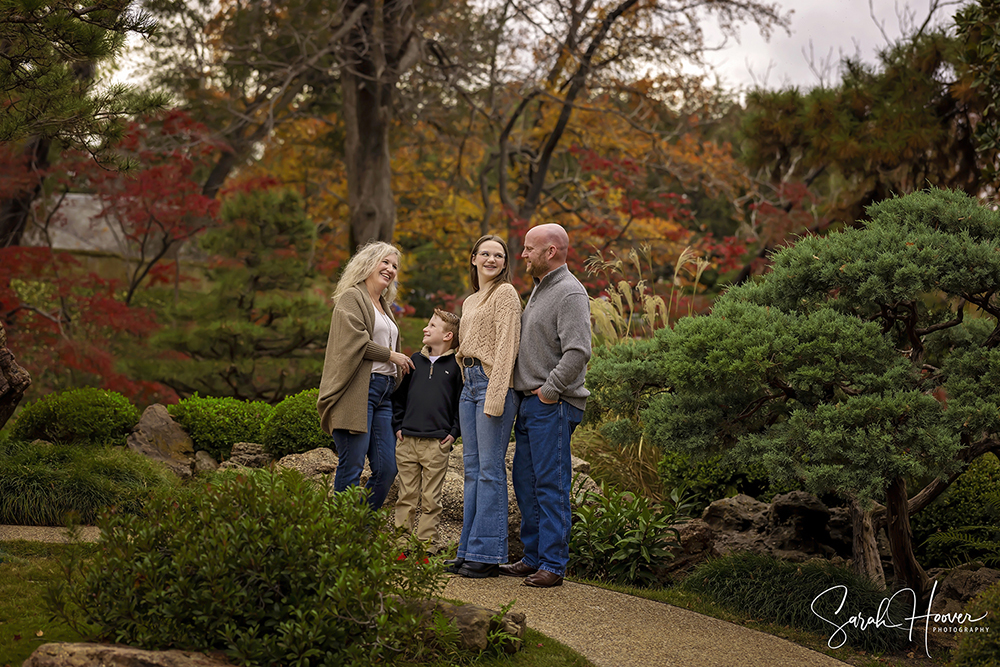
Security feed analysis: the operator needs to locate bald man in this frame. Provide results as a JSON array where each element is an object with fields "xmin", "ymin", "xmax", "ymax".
[{"xmin": 501, "ymin": 223, "xmax": 591, "ymax": 588}]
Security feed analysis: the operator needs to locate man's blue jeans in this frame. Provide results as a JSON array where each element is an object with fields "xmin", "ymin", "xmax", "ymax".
[
  {"xmin": 332, "ymin": 373, "xmax": 397, "ymax": 510},
  {"xmin": 512, "ymin": 395, "xmax": 583, "ymax": 576},
  {"xmin": 457, "ymin": 365, "xmax": 517, "ymax": 564}
]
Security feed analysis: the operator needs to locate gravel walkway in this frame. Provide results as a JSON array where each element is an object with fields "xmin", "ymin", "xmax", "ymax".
[
  {"xmin": 444, "ymin": 574, "xmax": 852, "ymax": 667},
  {"xmin": 2, "ymin": 525, "xmax": 853, "ymax": 666}
]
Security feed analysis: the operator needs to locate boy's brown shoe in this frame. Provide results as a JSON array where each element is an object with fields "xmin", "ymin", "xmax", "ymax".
[{"xmin": 499, "ymin": 560, "xmax": 537, "ymax": 577}]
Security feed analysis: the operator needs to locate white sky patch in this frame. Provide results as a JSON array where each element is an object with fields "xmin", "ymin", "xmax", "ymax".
[{"xmin": 700, "ymin": 0, "xmax": 964, "ymax": 92}]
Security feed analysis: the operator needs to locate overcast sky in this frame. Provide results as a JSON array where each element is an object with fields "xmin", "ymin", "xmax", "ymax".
[{"xmin": 702, "ymin": 0, "xmax": 963, "ymax": 91}]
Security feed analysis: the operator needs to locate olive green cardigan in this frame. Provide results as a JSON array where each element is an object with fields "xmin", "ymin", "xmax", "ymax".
[{"xmin": 317, "ymin": 284, "xmax": 401, "ymax": 434}]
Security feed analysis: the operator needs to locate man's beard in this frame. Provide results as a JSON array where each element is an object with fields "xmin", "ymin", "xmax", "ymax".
[{"xmin": 527, "ymin": 258, "xmax": 549, "ymax": 277}]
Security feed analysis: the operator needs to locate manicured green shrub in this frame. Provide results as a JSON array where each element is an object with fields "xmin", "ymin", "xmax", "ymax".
[
  {"xmin": 911, "ymin": 453, "xmax": 1000, "ymax": 568},
  {"xmin": 167, "ymin": 395, "xmax": 273, "ymax": 461},
  {"xmin": 682, "ymin": 552, "xmax": 908, "ymax": 655},
  {"xmin": 950, "ymin": 580, "xmax": 1000, "ymax": 667},
  {"xmin": 0, "ymin": 439, "xmax": 178, "ymax": 525},
  {"xmin": 658, "ymin": 451, "xmax": 803, "ymax": 512},
  {"xmin": 10, "ymin": 388, "xmax": 140, "ymax": 446},
  {"xmin": 261, "ymin": 388, "xmax": 330, "ymax": 458},
  {"xmin": 47, "ymin": 470, "xmax": 444, "ymax": 667},
  {"xmin": 568, "ymin": 479, "xmax": 690, "ymax": 587}
]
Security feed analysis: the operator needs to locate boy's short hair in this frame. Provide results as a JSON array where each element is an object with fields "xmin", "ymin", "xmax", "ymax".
[{"xmin": 433, "ymin": 308, "xmax": 461, "ymax": 349}]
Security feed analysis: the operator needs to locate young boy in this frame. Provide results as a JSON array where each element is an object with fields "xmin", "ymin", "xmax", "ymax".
[{"xmin": 392, "ymin": 308, "xmax": 462, "ymax": 554}]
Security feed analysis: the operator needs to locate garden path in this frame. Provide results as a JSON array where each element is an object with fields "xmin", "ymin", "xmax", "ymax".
[
  {"xmin": 0, "ymin": 525, "xmax": 853, "ymax": 666},
  {"xmin": 444, "ymin": 573, "xmax": 853, "ymax": 667}
]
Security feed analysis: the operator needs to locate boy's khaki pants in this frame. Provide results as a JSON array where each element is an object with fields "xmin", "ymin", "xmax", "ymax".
[{"xmin": 394, "ymin": 436, "xmax": 451, "ymax": 549}]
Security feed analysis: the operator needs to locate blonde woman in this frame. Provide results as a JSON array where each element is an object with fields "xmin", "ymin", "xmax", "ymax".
[
  {"xmin": 317, "ymin": 241, "xmax": 415, "ymax": 510},
  {"xmin": 449, "ymin": 234, "xmax": 521, "ymax": 578}
]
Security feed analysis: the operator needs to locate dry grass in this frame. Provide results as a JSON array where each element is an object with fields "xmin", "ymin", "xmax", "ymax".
[{"xmin": 571, "ymin": 426, "xmax": 665, "ymax": 502}]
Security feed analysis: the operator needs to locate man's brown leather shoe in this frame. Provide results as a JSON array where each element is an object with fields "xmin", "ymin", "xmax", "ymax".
[
  {"xmin": 523, "ymin": 569, "xmax": 563, "ymax": 588},
  {"xmin": 499, "ymin": 560, "xmax": 537, "ymax": 577}
]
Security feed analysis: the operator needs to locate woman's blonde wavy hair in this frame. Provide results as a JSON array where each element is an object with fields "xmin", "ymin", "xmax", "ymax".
[{"xmin": 333, "ymin": 241, "xmax": 403, "ymax": 305}]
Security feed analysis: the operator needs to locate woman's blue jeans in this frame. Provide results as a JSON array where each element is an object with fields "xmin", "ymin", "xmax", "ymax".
[
  {"xmin": 457, "ymin": 365, "xmax": 517, "ymax": 564},
  {"xmin": 332, "ymin": 373, "xmax": 397, "ymax": 510}
]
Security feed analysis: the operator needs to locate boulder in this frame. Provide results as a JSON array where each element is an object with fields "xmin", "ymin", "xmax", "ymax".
[
  {"xmin": 665, "ymin": 492, "xmax": 856, "ymax": 574},
  {"xmin": 767, "ymin": 491, "xmax": 838, "ymax": 560},
  {"xmin": 193, "ymin": 450, "xmax": 219, "ymax": 474},
  {"xmin": 218, "ymin": 442, "xmax": 273, "ymax": 470},
  {"xmin": 405, "ymin": 598, "xmax": 527, "ymax": 654},
  {"xmin": 24, "ymin": 643, "xmax": 230, "ymax": 667},
  {"xmin": 276, "ymin": 447, "xmax": 338, "ymax": 477},
  {"xmin": 0, "ymin": 322, "xmax": 31, "ymax": 431},
  {"xmin": 126, "ymin": 405, "xmax": 195, "ymax": 479},
  {"xmin": 930, "ymin": 565, "xmax": 1000, "ymax": 617}
]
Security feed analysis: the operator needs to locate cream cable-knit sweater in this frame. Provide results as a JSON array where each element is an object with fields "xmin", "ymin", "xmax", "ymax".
[{"xmin": 457, "ymin": 281, "xmax": 522, "ymax": 417}]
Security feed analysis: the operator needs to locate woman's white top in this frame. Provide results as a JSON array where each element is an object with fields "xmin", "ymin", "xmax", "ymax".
[{"xmin": 371, "ymin": 307, "xmax": 398, "ymax": 376}]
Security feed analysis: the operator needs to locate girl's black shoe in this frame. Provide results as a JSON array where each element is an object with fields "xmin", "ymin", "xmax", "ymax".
[
  {"xmin": 444, "ymin": 557, "xmax": 465, "ymax": 574},
  {"xmin": 457, "ymin": 561, "xmax": 500, "ymax": 578}
]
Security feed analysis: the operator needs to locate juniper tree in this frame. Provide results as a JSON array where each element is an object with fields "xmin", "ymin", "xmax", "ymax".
[
  {"xmin": 587, "ymin": 187, "xmax": 1000, "ymax": 598},
  {"xmin": 129, "ymin": 188, "xmax": 330, "ymax": 403}
]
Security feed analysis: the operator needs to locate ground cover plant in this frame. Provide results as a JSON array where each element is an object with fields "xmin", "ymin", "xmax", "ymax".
[
  {"xmin": 568, "ymin": 479, "xmax": 691, "ymax": 587},
  {"xmin": 911, "ymin": 453, "xmax": 1000, "ymax": 568},
  {"xmin": 681, "ymin": 552, "xmax": 909, "ymax": 656},
  {"xmin": 0, "ymin": 438, "xmax": 178, "ymax": 526},
  {"xmin": 0, "ymin": 541, "xmax": 94, "ymax": 667}
]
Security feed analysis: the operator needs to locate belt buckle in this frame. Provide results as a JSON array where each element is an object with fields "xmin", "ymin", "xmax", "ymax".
[{"xmin": 463, "ymin": 357, "xmax": 476, "ymax": 368}]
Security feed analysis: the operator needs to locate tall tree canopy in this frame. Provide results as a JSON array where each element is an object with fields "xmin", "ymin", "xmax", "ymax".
[{"xmin": 0, "ymin": 0, "xmax": 166, "ymax": 247}]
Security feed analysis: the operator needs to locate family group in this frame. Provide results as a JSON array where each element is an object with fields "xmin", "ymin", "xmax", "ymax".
[{"xmin": 316, "ymin": 224, "xmax": 591, "ymax": 588}]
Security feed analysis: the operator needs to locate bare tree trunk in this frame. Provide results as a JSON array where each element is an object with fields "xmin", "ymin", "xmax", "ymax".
[
  {"xmin": 850, "ymin": 496, "xmax": 885, "ymax": 588},
  {"xmin": 340, "ymin": 0, "xmax": 420, "ymax": 249},
  {"xmin": 0, "ymin": 323, "xmax": 31, "ymax": 430},
  {"xmin": 0, "ymin": 136, "xmax": 51, "ymax": 248},
  {"xmin": 886, "ymin": 476, "xmax": 931, "ymax": 600}
]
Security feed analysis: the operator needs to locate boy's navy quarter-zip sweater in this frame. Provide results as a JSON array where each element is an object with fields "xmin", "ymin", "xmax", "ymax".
[{"xmin": 392, "ymin": 347, "xmax": 462, "ymax": 441}]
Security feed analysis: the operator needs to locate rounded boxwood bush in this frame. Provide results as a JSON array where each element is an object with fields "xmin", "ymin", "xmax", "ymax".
[
  {"xmin": 912, "ymin": 453, "xmax": 1000, "ymax": 568},
  {"xmin": 0, "ymin": 439, "xmax": 179, "ymax": 525},
  {"xmin": 261, "ymin": 388, "xmax": 330, "ymax": 458},
  {"xmin": 167, "ymin": 395, "xmax": 274, "ymax": 461},
  {"xmin": 10, "ymin": 388, "xmax": 140, "ymax": 447},
  {"xmin": 950, "ymin": 580, "xmax": 1000, "ymax": 666},
  {"xmin": 48, "ymin": 470, "xmax": 443, "ymax": 666}
]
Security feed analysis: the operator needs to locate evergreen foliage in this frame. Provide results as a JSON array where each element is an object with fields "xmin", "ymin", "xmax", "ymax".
[
  {"xmin": 167, "ymin": 395, "xmax": 273, "ymax": 461},
  {"xmin": 46, "ymin": 470, "xmax": 444, "ymax": 666},
  {"xmin": 0, "ymin": 0, "xmax": 166, "ymax": 163},
  {"xmin": 658, "ymin": 451, "xmax": 798, "ymax": 512},
  {"xmin": 10, "ymin": 387, "xmax": 139, "ymax": 446},
  {"xmin": 956, "ymin": 0, "xmax": 1000, "ymax": 180},
  {"xmin": 261, "ymin": 388, "xmax": 330, "ymax": 459},
  {"xmin": 740, "ymin": 28, "xmax": 988, "ymax": 228},
  {"xmin": 129, "ymin": 188, "xmax": 331, "ymax": 403},
  {"xmin": 587, "ymin": 188, "xmax": 1000, "ymax": 591}
]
